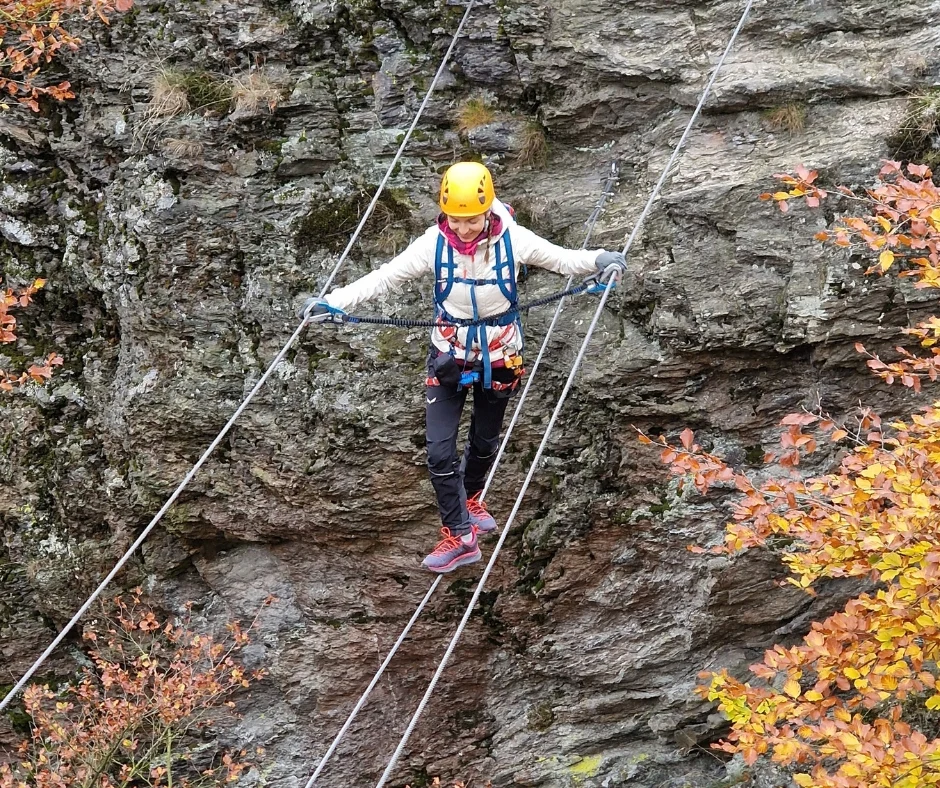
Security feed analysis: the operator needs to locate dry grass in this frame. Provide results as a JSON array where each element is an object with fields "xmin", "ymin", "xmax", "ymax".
[
  {"xmin": 888, "ymin": 89, "xmax": 940, "ymax": 169},
  {"xmin": 514, "ymin": 120, "xmax": 548, "ymax": 168},
  {"xmin": 456, "ymin": 93, "xmax": 496, "ymax": 133},
  {"xmin": 361, "ymin": 199, "xmax": 412, "ymax": 256},
  {"xmin": 162, "ymin": 137, "xmax": 204, "ymax": 158},
  {"xmin": 763, "ymin": 102, "xmax": 808, "ymax": 133},
  {"xmin": 147, "ymin": 67, "xmax": 232, "ymax": 117},
  {"xmin": 231, "ymin": 70, "xmax": 281, "ymax": 115},
  {"xmin": 148, "ymin": 71, "xmax": 190, "ymax": 118}
]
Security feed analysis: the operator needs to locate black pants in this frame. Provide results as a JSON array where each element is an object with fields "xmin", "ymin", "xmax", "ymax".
[{"xmin": 425, "ymin": 351, "xmax": 518, "ymax": 535}]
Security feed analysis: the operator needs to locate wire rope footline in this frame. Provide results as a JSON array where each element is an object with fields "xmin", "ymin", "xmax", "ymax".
[
  {"xmin": 373, "ymin": 2, "xmax": 756, "ymax": 784},
  {"xmin": 0, "ymin": 0, "xmax": 478, "ymax": 716},
  {"xmin": 299, "ymin": 162, "xmax": 619, "ymax": 786}
]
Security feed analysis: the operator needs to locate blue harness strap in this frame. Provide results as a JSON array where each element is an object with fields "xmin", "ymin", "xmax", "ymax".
[
  {"xmin": 494, "ymin": 231, "xmax": 516, "ymax": 303},
  {"xmin": 433, "ymin": 230, "xmax": 520, "ymax": 389},
  {"xmin": 435, "ymin": 234, "xmax": 456, "ymax": 302}
]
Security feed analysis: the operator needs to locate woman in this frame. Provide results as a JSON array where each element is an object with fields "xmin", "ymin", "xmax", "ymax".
[{"xmin": 301, "ymin": 162, "xmax": 625, "ymax": 573}]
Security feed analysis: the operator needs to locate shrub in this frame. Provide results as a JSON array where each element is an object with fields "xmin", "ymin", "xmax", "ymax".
[
  {"xmin": 0, "ymin": 279, "xmax": 61, "ymax": 391},
  {"xmin": 0, "ymin": 0, "xmax": 133, "ymax": 111},
  {"xmin": 645, "ymin": 161, "xmax": 940, "ymax": 787},
  {"xmin": 0, "ymin": 591, "xmax": 266, "ymax": 787}
]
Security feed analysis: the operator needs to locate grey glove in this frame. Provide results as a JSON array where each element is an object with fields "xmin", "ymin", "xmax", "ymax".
[
  {"xmin": 594, "ymin": 251, "xmax": 627, "ymax": 284},
  {"xmin": 297, "ymin": 297, "xmax": 345, "ymax": 323}
]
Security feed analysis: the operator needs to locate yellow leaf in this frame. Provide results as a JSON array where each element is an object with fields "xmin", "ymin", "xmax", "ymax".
[
  {"xmin": 879, "ymin": 249, "xmax": 895, "ymax": 271},
  {"xmin": 783, "ymin": 679, "xmax": 802, "ymax": 698},
  {"xmin": 881, "ymin": 552, "xmax": 902, "ymax": 567},
  {"xmin": 804, "ymin": 690, "xmax": 824, "ymax": 701},
  {"xmin": 842, "ymin": 762, "xmax": 862, "ymax": 777},
  {"xmin": 844, "ymin": 666, "xmax": 861, "ymax": 680},
  {"xmin": 793, "ymin": 775, "xmax": 813, "ymax": 787},
  {"xmin": 912, "ymin": 492, "xmax": 931, "ymax": 509},
  {"xmin": 876, "ymin": 216, "xmax": 892, "ymax": 232},
  {"xmin": 840, "ymin": 732, "xmax": 860, "ymax": 750},
  {"xmin": 925, "ymin": 694, "xmax": 940, "ymax": 710},
  {"xmin": 772, "ymin": 192, "xmax": 790, "ymax": 201}
]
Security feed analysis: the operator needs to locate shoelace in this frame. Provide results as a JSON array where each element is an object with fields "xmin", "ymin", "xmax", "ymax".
[
  {"xmin": 466, "ymin": 495, "xmax": 488, "ymax": 518},
  {"xmin": 430, "ymin": 527, "xmax": 464, "ymax": 555}
]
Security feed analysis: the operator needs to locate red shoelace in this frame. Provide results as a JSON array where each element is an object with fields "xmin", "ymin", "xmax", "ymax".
[
  {"xmin": 467, "ymin": 494, "xmax": 489, "ymax": 518},
  {"xmin": 429, "ymin": 527, "xmax": 466, "ymax": 555}
]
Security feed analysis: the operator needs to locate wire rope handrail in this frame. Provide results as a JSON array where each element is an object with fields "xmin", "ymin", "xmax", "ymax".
[
  {"xmin": 0, "ymin": 0, "xmax": 479, "ymax": 715},
  {"xmin": 373, "ymin": 2, "xmax": 757, "ymax": 784},
  {"xmin": 299, "ymin": 162, "xmax": 619, "ymax": 786}
]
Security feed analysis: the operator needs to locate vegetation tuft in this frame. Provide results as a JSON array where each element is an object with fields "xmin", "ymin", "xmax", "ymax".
[
  {"xmin": 231, "ymin": 69, "xmax": 282, "ymax": 115},
  {"xmin": 456, "ymin": 93, "xmax": 497, "ymax": 133},
  {"xmin": 762, "ymin": 102, "xmax": 807, "ymax": 134},
  {"xmin": 514, "ymin": 120, "xmax": 549, "ymax": 168},
  {"xmin": 295, "ymin": 188, "xmax": 413, "ymax": 254},
  {"xmin": 149, "ymin": 68, "xmax": 233, "ymax": 116},
  {"xmin": 887, "ymin": 89, "xmax": 940, "ymax": 170}
]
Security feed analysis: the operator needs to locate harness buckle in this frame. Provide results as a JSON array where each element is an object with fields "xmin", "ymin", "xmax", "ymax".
[{"xmin": 459, "ymin": 370, "xmax": 480, "ymax": 387}]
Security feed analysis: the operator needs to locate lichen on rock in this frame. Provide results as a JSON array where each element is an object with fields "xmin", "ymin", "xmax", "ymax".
[{"xmin": 1, "ymin": 0, "xmax": 939, "ymax": 786}]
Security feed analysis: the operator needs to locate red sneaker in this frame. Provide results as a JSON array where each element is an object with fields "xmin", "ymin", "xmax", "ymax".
[
  {"xmin": 467, "ymin": 493, "xmax": 497, "ymax": 533},
  {"xmin": 422, "ymin": 527, "xmax": 481, "ymax": 573}
]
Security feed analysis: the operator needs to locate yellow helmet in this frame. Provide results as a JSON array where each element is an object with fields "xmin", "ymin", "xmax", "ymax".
[{"xmin": 439, "ymin": 161, "xmax": 495, "ymax": 216}]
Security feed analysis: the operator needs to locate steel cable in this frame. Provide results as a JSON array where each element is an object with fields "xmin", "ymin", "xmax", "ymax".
[
  {"xmin": 299, "ymin": 162, "xmax": 618, "ymax": 786},
  {"xmin": 0, "ymin": 0, "xmax": 478, "ymax": 714},
  {"xmin": 373, "ymin": 2, "xmax": 756, "ymax": 784}
]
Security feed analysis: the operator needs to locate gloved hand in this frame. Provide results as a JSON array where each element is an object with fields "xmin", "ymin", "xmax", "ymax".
[
  {"xmin": 584, "ymin": 251, "xmax": 627, "ymax": 294},
  {"xmin": 297, "ymin": 296, "xmax": 346, "ymax": 324},
  {"xmin": 594, "ymin": 251, "xmax": 627, "ymax": 284}
]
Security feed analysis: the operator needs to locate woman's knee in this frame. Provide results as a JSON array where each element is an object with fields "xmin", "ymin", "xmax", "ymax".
[{"xmin": 427, "ymin": 440, "xmax": 458, "ymax": 475}]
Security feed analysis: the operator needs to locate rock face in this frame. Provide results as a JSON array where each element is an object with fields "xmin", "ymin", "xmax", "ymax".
[{"xmin": 2, "ymin": 0, "xmax": 939, "ymax": 785}]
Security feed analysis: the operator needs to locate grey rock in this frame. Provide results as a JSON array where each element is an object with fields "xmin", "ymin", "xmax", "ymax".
[{"xmin": 1, "ymin": 0, "xmax": 939, "ymax": 787}]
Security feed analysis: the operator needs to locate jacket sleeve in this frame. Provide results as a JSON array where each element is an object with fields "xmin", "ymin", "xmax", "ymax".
[
  {"xmin": 510, "ymin": 224, "xmax": 602, "ymax": 277},
  {"xmin": 323, "ymin": 229, "xmax": 437, "ymax": 312}
]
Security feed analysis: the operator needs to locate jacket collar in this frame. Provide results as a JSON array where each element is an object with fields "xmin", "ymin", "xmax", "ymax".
[{"xmin": 437, "ymin": 211, "xmax": 504, "ymax": 256}]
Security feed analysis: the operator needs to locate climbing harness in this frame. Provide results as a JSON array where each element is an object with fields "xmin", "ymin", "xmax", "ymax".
[
  {"xmin": 300, "ymin": 161, "xmax": 620, "ymax": 787},
  {"xmin": 373, "ymin": 2, "xmax": 757, "ymax": 786},
  {"xmin": 0, "ymin": 0, "xmax": 480, "ymax": 715},
  {"xmin": 435, "ymin": 227, "xmax": 517, "ymax": 389}
]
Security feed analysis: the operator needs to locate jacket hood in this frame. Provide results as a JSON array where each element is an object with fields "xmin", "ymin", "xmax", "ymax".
[{"xmin": 489, "ymin": 198, "xmax": 515, "ymax": 238}]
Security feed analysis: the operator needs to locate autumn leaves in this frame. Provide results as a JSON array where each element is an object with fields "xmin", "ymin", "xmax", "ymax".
[
  {"xmin": 0, "ymin": 0, "xmax": 133, "ymax": 111},
  {"xmin": 651, "ymin": 162, "xmax": 940, "ymax": 787},
  {"xmin": 0, "ymin": 279, "xmax": 62, "ymax": 391}
]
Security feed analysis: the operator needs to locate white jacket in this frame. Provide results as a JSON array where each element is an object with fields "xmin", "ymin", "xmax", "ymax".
[{"xmin": 324, "ymin": 200, "xmax": 602, "ymax": 362}]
